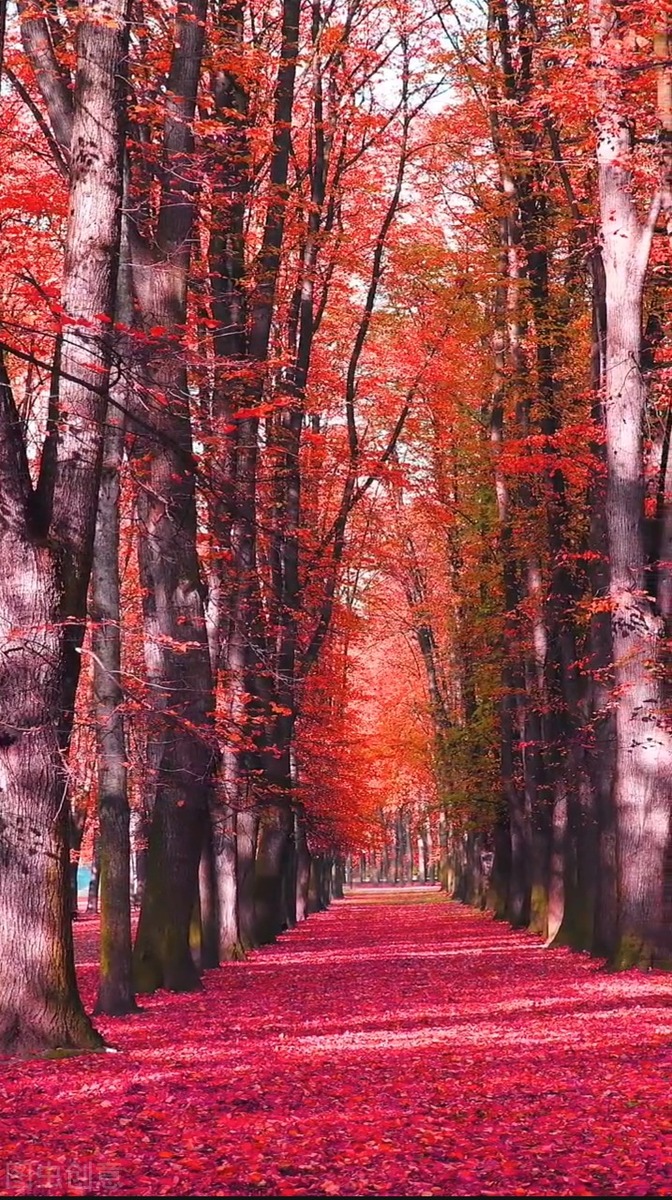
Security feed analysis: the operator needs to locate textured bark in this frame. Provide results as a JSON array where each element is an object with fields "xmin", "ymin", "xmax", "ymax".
[
  {"xmin": 130, "ymin": 806, "xmax": 149, "ymax": 907},
  {"xmin": 263, "ymin": 7, "xmax": 334, "ymax": 882},
  {"xmin": 17, "ymin": 0, "xmax": 74, "ymax": 159},
  {"xmin": 0, "ymin": 0, "xmax": 129, "ymax": 1054},
  {"xmin": 68, "ymin": 796, "xmax": 88, "ymax": 917},
  {"xmin": 488, "ymin": 201, "xmax": 529, "ymax": 928},
  {"xmin": 0, "ymin": 535, "xmax": 99, "ymax": 1055},
  {"xmin": 527, "ymin": 196, "xmax": 597, "ymax": 951},
  {"xmin": 133, "ymin": 754, "xmax": 204, "ymax": 992},
  {"xmin": 19, "ymin": 0, "xmax": 210, "ymax": 1007},
  {"xmin": 591, "ymin": 0, "xmax": 672, "ymax": 966},
  {"xmin": 307, "ymin": 855, "xmax": 330, "ymax": 914},
  {"xmin": 206, "ymin": 0, "xmax": 249, "ymax": 673},
  {"xmin": 254, "ymin": 805, "xmax": 294, "ymax": 945},
  {"xmin": 486, "ymin": 813, "xmax": 510, "ymax": 918},
  {"xmin": 219, "ymin": 0, "xmax": 300, "ymax": 938},
  {"xmin": 585, "ymin": 254, "xmax": 618, "ymax": 958},
  {"xmin": 92, "ymin": 287, "xmax": 136, "ymax": 1014},
  {"xmin": 130, "ymin": 0, "xmax": 215, "ymax": 993},
  {"xmin": 295, "ymin": 810, "xmax": 311, "ymax": 922},
  {"xmin": 198, "ymin": 820, "xmax": 221, "ymax": 970},
  {"xmin": 333, "ymin": 860, "xmax": 345, "ymax": 900},
  {"xmin": 86, "ymin": 836, "xmax": 101, "ymax": 915},
  {"xmin": 210, "ymin": 801, "xmax": 243, "ymax": 960},
  {"xmin": 130, "ymin": 418, "xmax": 214, "ymax": 991},
  {"xmin": 236, "ymin": 807, "xmax": 259, "ymax": 950}
]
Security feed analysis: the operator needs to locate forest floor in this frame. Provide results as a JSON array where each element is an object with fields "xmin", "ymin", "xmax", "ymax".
[{"xmin": 1, "ymin": 887, "xmax": 671, "ymax": 1196}]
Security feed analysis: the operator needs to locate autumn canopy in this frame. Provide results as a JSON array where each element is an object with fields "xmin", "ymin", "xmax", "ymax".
[{"xmin": 0, "ymin": 0, "xmax": 670, "ymax": 1100}]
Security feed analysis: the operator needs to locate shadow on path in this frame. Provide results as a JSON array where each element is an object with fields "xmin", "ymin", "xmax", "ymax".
[{"xmin": 1, "ymin": 886, "xmax": 670, "ymax": 1196}]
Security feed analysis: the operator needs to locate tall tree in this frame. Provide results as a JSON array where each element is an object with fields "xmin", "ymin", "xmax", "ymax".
[
  {"xmin": 0, "ymin": 0, "xmax": 130, "ymax": 1054},
  {"xmin": 590, "ymin": 0, "xmax": 672, "ymax": 967}
]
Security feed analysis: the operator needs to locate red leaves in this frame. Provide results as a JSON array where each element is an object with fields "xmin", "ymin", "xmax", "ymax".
[{"xmin": 1, "ymin": 891, "xmax": 671, "ymax": 1196}]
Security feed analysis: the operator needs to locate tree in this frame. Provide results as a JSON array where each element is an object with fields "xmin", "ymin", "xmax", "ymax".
[
  {"xmin": 590, "ymin": 0, "xmax": 672, "ymax": 966},
  {"xmin": 0, "ymin": 0, "xmax": 130, "ymax": 1054}
]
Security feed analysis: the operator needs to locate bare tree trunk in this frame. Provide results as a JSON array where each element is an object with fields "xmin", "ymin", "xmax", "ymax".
[
  {"xmin": 130, "ymin": 398, "xmax": 214, "ymax": 991},
  {"xmin": 307, "ymin": 856, "xmax": 322, "ymax": 914},
  {"xmin": 591, "ymin": 0, "xmax": 672, "ymax": 967},
  {"xmin": 130, "ymin": 806, "xmax": 149, "ymax": 907},
  {"xmin": 219, "ymin": 0, "xmax": 300, "ymax": 948},
  {"xmin": 69, "ymin": 796, "xmax": 89, "ymax": 918},
  {"xmin": 295, "ymin": 809, "xmax": 311, "ymax": 922},
  {"xmin": 198, "ymin": 820, "xmax": 220, "ymax": 969},
  {"xmin": 582, "ymin": 252, "xmax": 619, "ymax": 957},
  {"xmin": 87, "ymin": 836, "xmax": 101, "ymax": 915},
  {"xmin": 236, "ymin": 806, "xmax": 259, "ymax": 950},
  {"xmin": 92, "ymin": 229, "xmax": 136, "ymax": 1016},
  {"xmin": 254, "ymin": 805, "xmax": 294, "ymax": 944},
  {"xmin": 211, "ymin": 802, "xmax": 242, "ymax": 960},
  {"xmin": 130, "ymin": 0, "xmax": 214, "ymax": 994},
  {"xmin": 487, "ymin": 813, "xmax": 510, "ymax": 917},
  {"xmin": 333, "ymin": 859, "xmax": 345, "ymax": 899}
]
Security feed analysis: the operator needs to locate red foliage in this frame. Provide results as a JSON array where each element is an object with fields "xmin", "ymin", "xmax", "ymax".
[{"xmin": 1, "ymin": 891, "xmax": 670, "ymax": 1196}]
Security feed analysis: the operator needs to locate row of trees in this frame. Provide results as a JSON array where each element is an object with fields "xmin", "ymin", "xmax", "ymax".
[
  {"xmin": 1, "ymin": 0, "xmax": 671, "ymax": 1058},
  {"xmin": 0, "ymin": 0, "xmax": 444, "ymax": 1055},
  {"xmin": 367, "ymin": 1, "xmax": 672, "ymax": 971}
]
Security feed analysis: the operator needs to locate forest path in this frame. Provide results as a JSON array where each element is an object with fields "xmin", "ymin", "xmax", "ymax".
[{"xmin": 1, "ymin": 887, "xmax": 671, "ymax": 1196}]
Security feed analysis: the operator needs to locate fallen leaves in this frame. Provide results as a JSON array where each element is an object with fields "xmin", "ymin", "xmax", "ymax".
[{"xmin": 0, "ymin": 890, "xmax": 671, "ymax": 1196}]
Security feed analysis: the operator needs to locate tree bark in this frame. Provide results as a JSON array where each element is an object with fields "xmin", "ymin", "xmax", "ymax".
[
  {"xmin": 86, "ymin": 836, "xmax": 101, "ymax": 915},
  {"xmin": 211, "ymin": 801, "xmax": 242, "ymax": 960},
  {"xmin": 92, "ymin": 214, "xmax": 136, "ymax": 1015},
  {"xmin": 254, "ymin": 805, "xmax": 294, "ymax": 944},
  {"xmin": 295, "ymin": 809, "xmax": 311, "ymax": 922},
  {"xmin": 236, "ymin": 806, "xmax": 259, "ymax": 950},
  {"xmin": 198, "ymin": 819, "xmax": 221, "ymax": 970},
  {"xmin": 130, "ymin": 0, "xmax": 215, "ymax": 993},
  {"xmin": 0, "ymin": 0, "xmax": 129, "ymax": 1054},
  {"xmin": 591, "ymin": 0, "xmax": 672, "ymax": 966}
]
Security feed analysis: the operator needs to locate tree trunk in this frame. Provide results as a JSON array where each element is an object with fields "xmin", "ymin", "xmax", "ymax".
[
  {"xmin": 198, "ymin": 819, "xmax": 220, "ymax": 970},
  {"xmin": 0, "ymin": 547, "xmax": 101, "ymax": 1055},
  {"xmin": 133, "ymin": 739, "xmax": 206, "ymax": 992},
  {"xmin": 210, "ymin": 802, "xmax": 242, "ymax": 960},
  {"xmin": 487, "ymin": 813, "xmax": 510, "ymax": 918},
  {"xmin": 586, "ymin": 251, "xmax": 618, "ymax": 958},
  {"xmin": 604, "ymin": 282, "xmax": 672, "ymax": 965},
  {"xmin": 307, "ymin": 856, "xmax": 325, "ymax": 913},
  {"xmin": 295, "ymin": 810, "xmax": 311, "ymax": 922},
  {"xmin": 321, "ymin": 857, "xmax": 334, "ymax": 908},
  {"xmin": 68, "ymin": 803, "xmax": 86, "ymax": 920},
  {"xmin": 128, "ymin": 0, "xmax": 213, "ymax": 994},
  {"xmin": 87, "ymin": 836, "xmax": 101, "ymax": 915},
  {"xmin": 254, "ymin": 804, "xmax": 293, "ymax": 944},
  {"xmin": 0, "ymin": 0, "xmax": 129, "ymax": 1054},
  {"xmin": 92, "ymin": 233, "xmax": 136, "ymax": 1016},
  {"xmin": 130, "ymin": 806, "xmax": 149, "ymax": 907},
  {"xmin": 282, "ymin": 809, "xmax": 298, "ymax": 929},
  {"xmin": 333, "ymin": 859, "xmax": 345, "ymax": 899},
  {"xmin": 237, "ymin": 806, "xmax": 259, "ymax": 950},
  {"xmin": 591, "ymin": 2, "xmax": 672, "ymax": 965},
  {"xmin": 129, "ymin": 355, "xmax": 215, "ymax": 992}
]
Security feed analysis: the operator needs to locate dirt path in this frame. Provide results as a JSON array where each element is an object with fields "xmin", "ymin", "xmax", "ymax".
[{"xmin": 1, "ymin": 887, "xmax": 671, "ymax": 1195}]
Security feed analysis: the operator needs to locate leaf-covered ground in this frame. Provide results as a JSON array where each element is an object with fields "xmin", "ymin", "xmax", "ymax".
[{"xmin": 1, "ymin": 888, "xmax": 671, "ymax": 1196}]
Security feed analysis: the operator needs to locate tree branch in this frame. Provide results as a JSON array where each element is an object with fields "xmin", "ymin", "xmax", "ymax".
[{"xmin": 17, "ymin": 0, "xmax": 74, "ymax": 160}]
